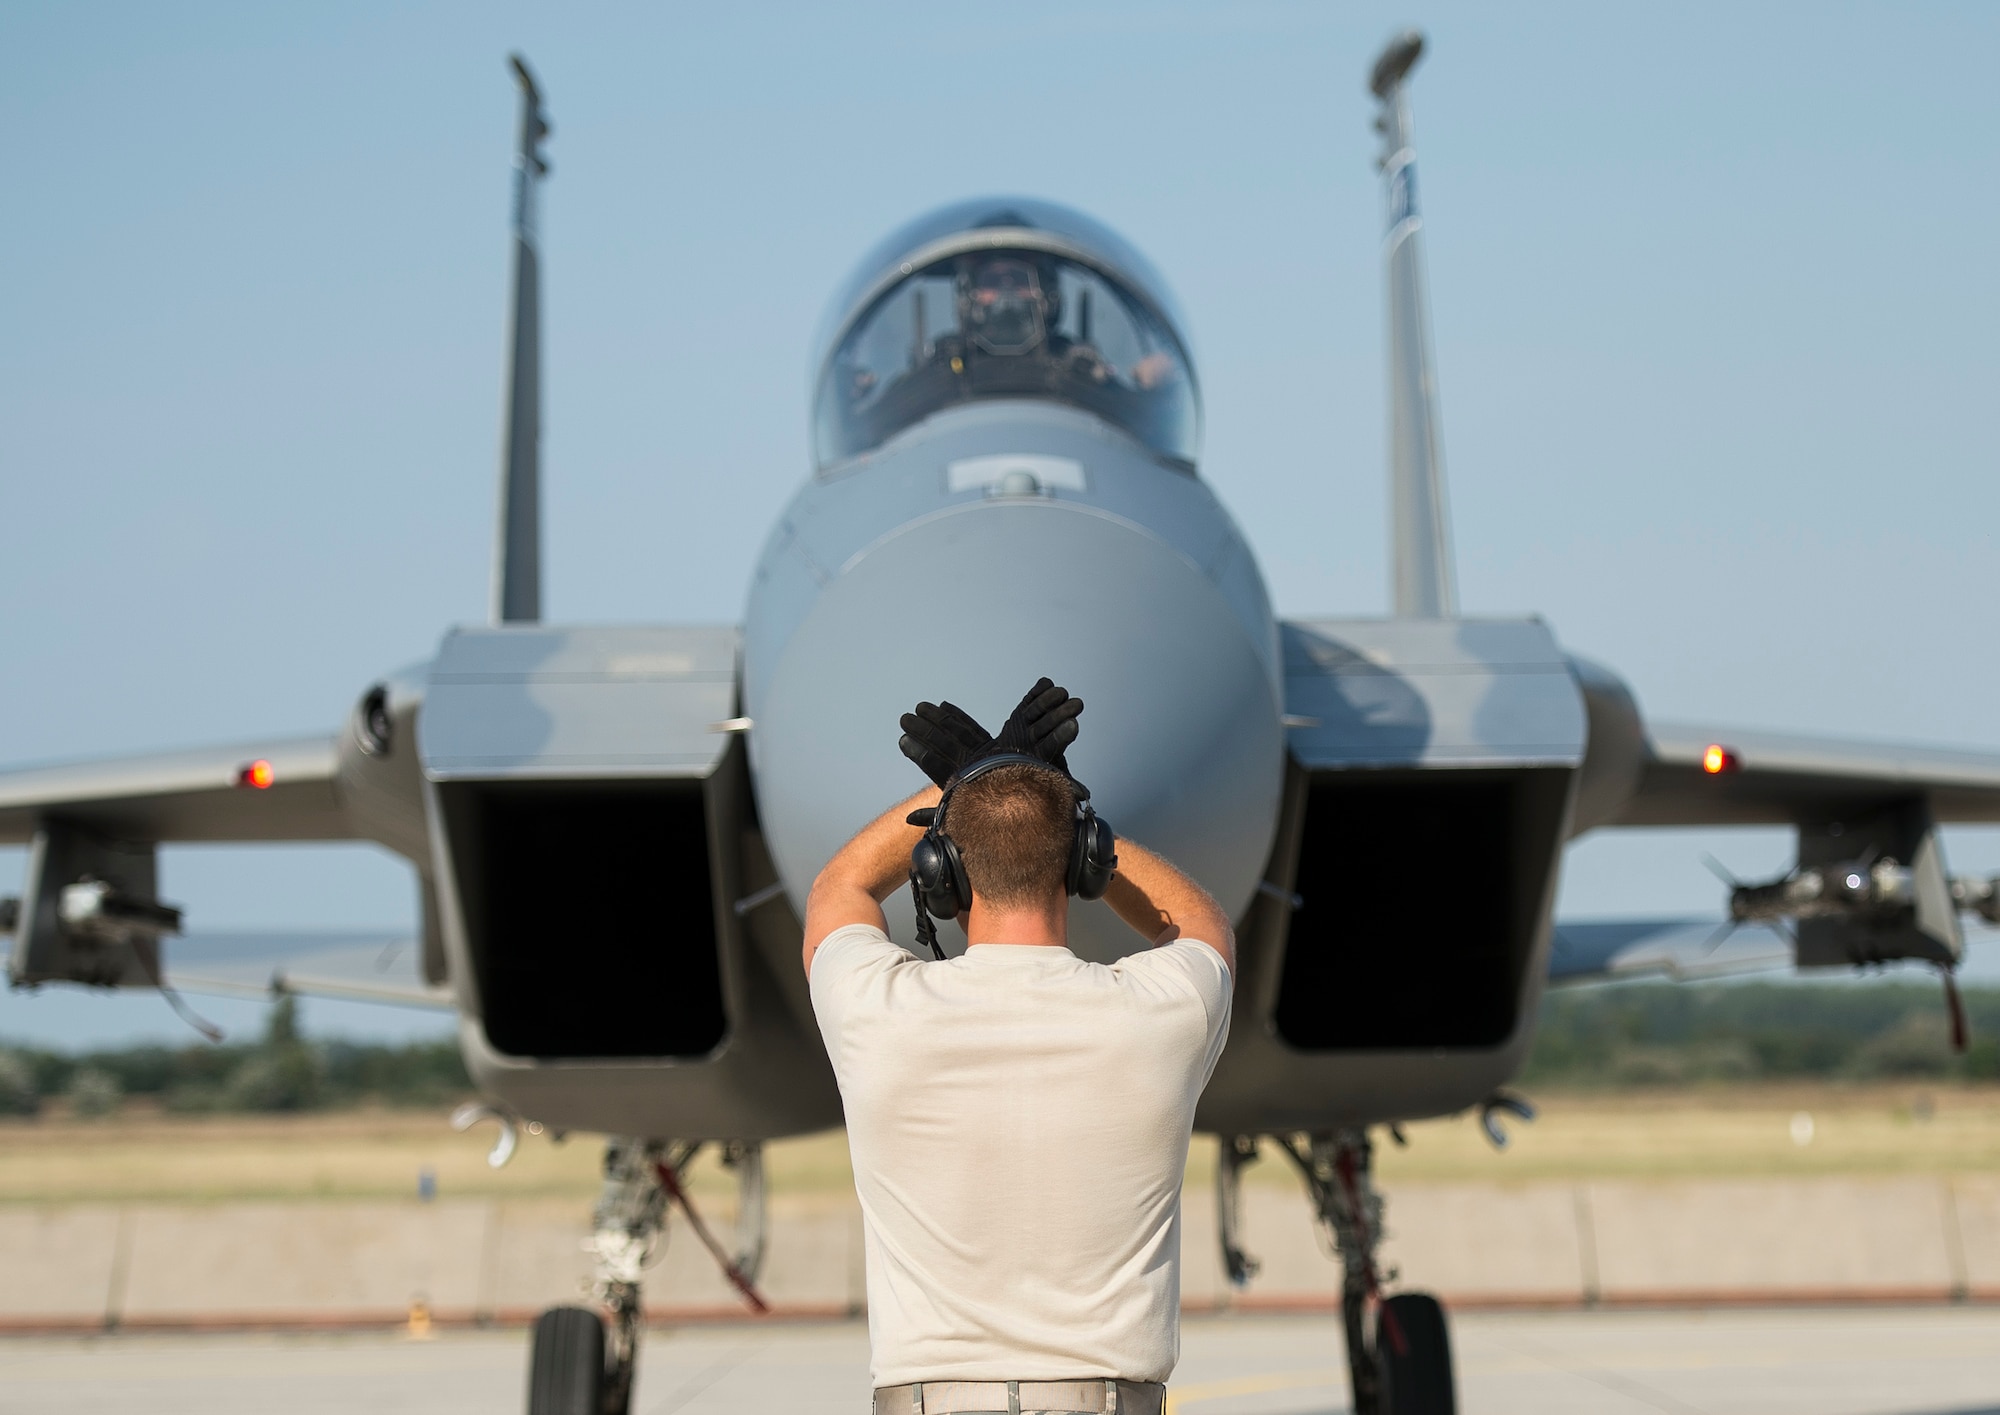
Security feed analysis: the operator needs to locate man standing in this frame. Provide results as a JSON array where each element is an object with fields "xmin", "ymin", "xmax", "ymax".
[{"xmin": 804, "ymin": 681, "xmax": 1234, "ymax": 1415}]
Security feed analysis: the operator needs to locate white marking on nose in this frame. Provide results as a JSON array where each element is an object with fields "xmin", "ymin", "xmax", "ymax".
[{"xmin": 946, "ymin": 454, "xmax": 1087, "ymax": 495}]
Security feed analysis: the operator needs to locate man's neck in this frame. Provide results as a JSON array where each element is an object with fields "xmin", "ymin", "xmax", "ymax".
[{"xmin": 963, "ymin": 894, "xmax": 1069, "ymax": 949}]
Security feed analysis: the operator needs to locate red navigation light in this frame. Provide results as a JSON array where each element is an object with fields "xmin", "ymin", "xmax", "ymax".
[
  {"xmin": 1701, "ymin": 744, "xmax": 1740, "ymax": 775},
  {"xmin": 238, "ymin": 759, "xmax": 275, "ymax": 790}
]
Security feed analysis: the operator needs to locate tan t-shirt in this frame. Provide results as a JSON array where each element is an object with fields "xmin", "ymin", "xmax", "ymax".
[{"xmin": 809, "ymin": 925, "xmax": 1232, "ymax": 1388}]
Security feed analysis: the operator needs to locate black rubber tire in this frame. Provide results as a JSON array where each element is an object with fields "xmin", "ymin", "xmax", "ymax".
[
  {"xmin": 528, "ymin": 1305, "xmax": 607, "ymax": 1415},
  {"xmin": 1375, "ymin": 1292, "xmax": 1456, "ymax": 1415}
]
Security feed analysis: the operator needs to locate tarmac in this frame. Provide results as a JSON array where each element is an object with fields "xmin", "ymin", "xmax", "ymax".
[{"xmin": 3, "ymin": 1308, "xmax": 1999, "ymax": 1415}]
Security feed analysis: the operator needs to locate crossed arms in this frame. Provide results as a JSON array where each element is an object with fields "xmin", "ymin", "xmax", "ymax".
[{"xmin": 801, "ymin": 786, "xmax": 1235, "ymax": 977}]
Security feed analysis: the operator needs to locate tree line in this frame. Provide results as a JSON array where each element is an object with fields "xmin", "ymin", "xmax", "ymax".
[
  {"xmin": 4, "ymin": 980, "xmax": 1998, "ymax": 1117},
  {"xmin": 0, "ymin": 996, "xmax": 469, "ymax": 1117},
  {"xmin": 1522, "ymin": 979, "xmax": 2000, "ymax": 1086}
]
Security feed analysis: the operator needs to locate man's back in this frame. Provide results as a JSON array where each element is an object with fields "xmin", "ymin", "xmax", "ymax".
[{"xmin": 811, "ymin": 926, "xmax": 1232, "ymax": 1387}]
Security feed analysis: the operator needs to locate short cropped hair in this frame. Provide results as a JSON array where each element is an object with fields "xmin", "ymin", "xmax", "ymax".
[{"xmin": 947, "ymin": 763, "xmax": 1076, "ymax": 910}]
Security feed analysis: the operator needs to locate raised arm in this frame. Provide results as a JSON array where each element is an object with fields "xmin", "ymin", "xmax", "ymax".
[
  {"xmin": 1101, "ymin": 838, "xmax": 1235, "ymax": 976},
  {"xmin": 802, "ymin": 784, "xmax": 941, "ymax": 974}
]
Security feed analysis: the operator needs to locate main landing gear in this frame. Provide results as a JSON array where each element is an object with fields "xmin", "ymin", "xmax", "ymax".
[
  {"xmin": 527, "ymin": 1138, "xmax": 768, "ymax": 1415},
  {"xmin": 1221, "ymin": 1129, "xmax": 1456, "ymax": 1415}
]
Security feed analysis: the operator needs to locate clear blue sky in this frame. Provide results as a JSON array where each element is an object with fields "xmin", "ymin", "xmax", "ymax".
[{"xmin": 5, "ymin": 2, "xmax": 1998, "ymax": 1043}]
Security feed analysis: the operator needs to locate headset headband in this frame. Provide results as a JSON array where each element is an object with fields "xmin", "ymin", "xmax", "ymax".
[
  {"xmin": 907, "ymin": 752, "xmax": 1087, "ymax": 831},
  {"xmin": 907, "ymin": 752, "xmax": 1105, "ymax": 960},
  {"xmin": 950, "ymin": 751, "xmax": 1087, "ymax": 799}
]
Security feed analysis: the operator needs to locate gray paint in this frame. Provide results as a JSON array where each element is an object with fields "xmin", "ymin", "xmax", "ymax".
[
  {"xmin": 1622, "ymin": 721, "xmax": 2000, "ymax": 826},
  {"xmin": 0, "ymin": 735, "xmax": 351, "ymax": 845},
  {"xmin": 744, "ymin": 397, "xmax": 1283, "ymax": 959},
  {"xmin": 1186, "ymin": 615, "xmax": 1588, "ymax": 1132},
  {"xmin": 1793, "ymin": 802, "xmax": 1963, "ymax": 969},
  {"xmin": 1547, "ymin": 917, "xmax": 1793, "ymax": 984},
  {"xmin": 746, "ymin": 399, "xmax": 1275, "ymax": 706},
  {"xmin": 1565, "ymin": 653, "xmax": 1648, "ymax": 836},
  {"xmin": 413, "ymin": 623, "xmax": 843, "ymax": 1140},
  {"xmin": 9, "ymin": 823, "xmax": 164, "ymax": 988},
  {"xmin": 332, "ymin": 663, "xmax": 433, "ymax": 865},
  {"xmin": 492, "ymin": 56, "xmax": 549, "ymax": 626},
  {"xmin": 1281, "ymin": 618, "xmax": 1586, "ymax": 769},
  {"xmin": 752, "ymin": 494, "xmax": 1284, "ymax": 961},
  {"xmin": 419, "ymin": 625, "xmax": 737, "ymax": 780},
  {"xmin": 1373, "ymin": 36, "xmax": 1456, "ymax": 619}
]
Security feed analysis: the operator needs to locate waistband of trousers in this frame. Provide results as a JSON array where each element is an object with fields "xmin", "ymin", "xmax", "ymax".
[{"xmin": 874, "ymin": 1379, "xmax": 1166, "ymax": 1415}]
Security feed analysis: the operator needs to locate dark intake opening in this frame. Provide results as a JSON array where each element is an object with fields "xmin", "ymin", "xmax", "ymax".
[
  {"xmin": 456, "ymin": 782, "xmax": 727, "ymax": 1059},
  {"xmin": 1274, "ymin": 774, "xmax": 1527, "ymax": 1050}
]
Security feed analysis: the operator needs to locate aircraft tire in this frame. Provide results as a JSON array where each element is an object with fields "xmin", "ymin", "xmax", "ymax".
[
  {"xmin": 1375, "ymin": 1292, "xmax": 1455, "ymax": 1415},
  {"xmin": 528, "ymin": 1305, "xmax": 608, "ymax": 1415}
]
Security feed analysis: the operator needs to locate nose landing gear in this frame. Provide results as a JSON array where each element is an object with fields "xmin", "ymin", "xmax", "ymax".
[
  {"xmin": 529, "ymin": 1305, "xmax": 612, "ymax": 1415},
  {"xmin": 1272, "ymin": 1129, "xmax": 1456, "ymax": 1415},
  {"xmin": 1373, "ymin": 1291, "xmax": 1455, "ymax": 1415},
  {"xmin": 526, "ymin": 1138, "xmax": 768, "ymax": 1415}
]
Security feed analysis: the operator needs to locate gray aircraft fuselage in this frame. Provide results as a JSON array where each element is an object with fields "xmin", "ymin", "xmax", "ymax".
[
  {"xmin": 396, "ymin": 196, "xmax": 1576, "ymax": 1144},
  {"xmin": 744, "ymin": 398, "xmax": 1285, "ymax": 964}
]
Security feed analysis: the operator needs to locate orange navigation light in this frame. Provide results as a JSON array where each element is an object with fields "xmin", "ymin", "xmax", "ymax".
[
  {"xmin": 1702, "ymin": 743, "xmax": 1740, "ymax": 775},
  {"xmin": 238, "ymin": 759, "xmax": 275, "ymax": 790}
]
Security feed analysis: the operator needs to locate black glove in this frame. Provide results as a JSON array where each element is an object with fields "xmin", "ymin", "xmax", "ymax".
[
  {"xmin": 994, "ymin": 677, "xmax": 1085, "ymax": 775},
  {"xmin": 898, "ymin": 700, "xmax": 995, "ymax": 789}
]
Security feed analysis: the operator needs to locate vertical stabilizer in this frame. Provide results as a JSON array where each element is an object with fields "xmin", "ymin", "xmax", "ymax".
[
  {"xmin": 494, "ymin": 55, "xmax": 551, "ymax": 625},
  {"xmin": 1371, "ymin": 31, "xmax": 1457, "ymax": 619}
]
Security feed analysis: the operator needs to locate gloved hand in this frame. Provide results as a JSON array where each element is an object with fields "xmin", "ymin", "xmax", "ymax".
[
  {"xmin": 994, "ymin": 677, "xmax": 1085, "ymax": 775},
  {"xmin": 898, "ymin": 700, "xmax": 995, "ymax": 789}
]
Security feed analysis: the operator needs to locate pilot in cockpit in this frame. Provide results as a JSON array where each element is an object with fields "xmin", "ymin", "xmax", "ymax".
[
  {"xmin": 817, "ymin": 244, "xmax": 1198, "ymax": 474},
  {"xmin": 961, "ymin": 257, "xmax": 1047, "ymax": 358},
  {"xmin": 952, "ymin": 255, "xmax": 1115, "ymax": 391}
]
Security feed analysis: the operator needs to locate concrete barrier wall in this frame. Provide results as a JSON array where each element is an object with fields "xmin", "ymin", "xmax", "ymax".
[
  {"xmin": 1220, "ymin": 1177, "xmax": 2000, "ymax": 1309},
  {"xmin": 2, "ymin": 1177, "xmax": 1996, "ymax": 1331}
]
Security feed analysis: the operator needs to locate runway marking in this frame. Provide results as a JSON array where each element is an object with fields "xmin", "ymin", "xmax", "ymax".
[
  {"xmin": 1499, "ymin": 1332, "xmax": 1710, "ymax": 1415},
  {"xmin": 1162, "ymin": 1368, "xmax": 1342, "ymax": 1415},
  {"xmin": 641, "ymin": 1336, "xmax": 771, "ymax": 1415}
]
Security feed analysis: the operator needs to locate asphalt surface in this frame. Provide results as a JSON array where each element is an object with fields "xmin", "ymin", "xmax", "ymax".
[{"xmin": 2, "ymin": 1309, "xmax": 1998, "ymax": 1415}]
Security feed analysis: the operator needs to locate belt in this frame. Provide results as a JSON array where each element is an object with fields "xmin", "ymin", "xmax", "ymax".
[{"xmin": 874, "ymin": 1380, "xmax": 1165, "ymax": 1415}]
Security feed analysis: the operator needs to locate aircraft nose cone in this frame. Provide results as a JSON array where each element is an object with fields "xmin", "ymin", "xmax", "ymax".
[{"xmin": 751, "ymin": 500, "xmax": 1283, "ymax": 961}]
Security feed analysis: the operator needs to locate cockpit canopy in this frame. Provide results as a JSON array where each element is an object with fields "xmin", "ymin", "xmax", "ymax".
[{"xmin": 811, "ymin": 198, "xmax": 1200, "ymax": 473}]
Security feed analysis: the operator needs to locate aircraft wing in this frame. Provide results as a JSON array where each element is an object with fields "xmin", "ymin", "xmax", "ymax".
[
  {"xmin": 1, "ymin": 929, "xmax": 451, "ymax": 1013},
  {"xmin": 0, "ymin": 734, "xmax": 354, "ymax": 844},
  {"xmin": 1614, "ymin": 721, "xmax": 2000, "ymax": 828},
  {"xmin": 167, "ymin": 968, "xmax": 451, "ymax": 1010},
  {"xmin": 1547, "ymin": 917, "xmax": 1794, "ymax": 985},
  {"xmin": 160, "ymin": 930, "xmax": 450, "ymax": 1011}
]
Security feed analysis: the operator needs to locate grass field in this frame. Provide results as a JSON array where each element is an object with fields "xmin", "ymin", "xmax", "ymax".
[{"xmin": 2, "ymin": 1083, "xmax": 1997, "ymax": 1205}]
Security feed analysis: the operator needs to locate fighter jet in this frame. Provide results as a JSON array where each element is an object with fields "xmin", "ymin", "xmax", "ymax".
[{"xmin": 7, "ymin": 36, "xmax": 2000, "ymax": 1415}]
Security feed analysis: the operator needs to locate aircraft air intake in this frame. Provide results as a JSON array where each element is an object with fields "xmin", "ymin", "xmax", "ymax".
[{"xmin": 418, "ymin": 625, "xmax": 841, "ymax": 1140}]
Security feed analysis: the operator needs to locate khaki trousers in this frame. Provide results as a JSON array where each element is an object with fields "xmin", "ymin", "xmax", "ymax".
[{"xmin": 874, "ymin": 1380, "xmax": 1166, "ymax": 1415}]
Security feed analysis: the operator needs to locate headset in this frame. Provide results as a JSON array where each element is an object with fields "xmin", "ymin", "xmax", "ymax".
[{"xmin": 905, "ymin": 752, "xmax": 1116, "ymax": 959}]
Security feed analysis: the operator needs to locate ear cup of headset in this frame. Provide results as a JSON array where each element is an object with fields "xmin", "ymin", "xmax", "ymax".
[
  {"xmin": 1068, "ymin": 807, "xmax": 1117, "ymax": 901},
  {"xmin": 911, "ymin": 830, "xmax": 972, "ymax": 920},
  {"xmin": 908, "ymin": 834, "xmax": 947, "ymax": 915}
]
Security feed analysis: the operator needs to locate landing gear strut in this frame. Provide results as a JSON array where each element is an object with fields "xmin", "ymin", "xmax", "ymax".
[
  {"xmin": 1274, "ymin": 1129, "xmax": 1456, "ymax": 1415},
  {"xmin": 525, "ymin": 1138, "xmax": 768, "ymax": 1415}
]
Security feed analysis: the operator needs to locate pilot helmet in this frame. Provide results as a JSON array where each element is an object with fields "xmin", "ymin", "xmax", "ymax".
[{"xmin": 958, "ymin": 255, "xmax": 1048, "ymax": 356}]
